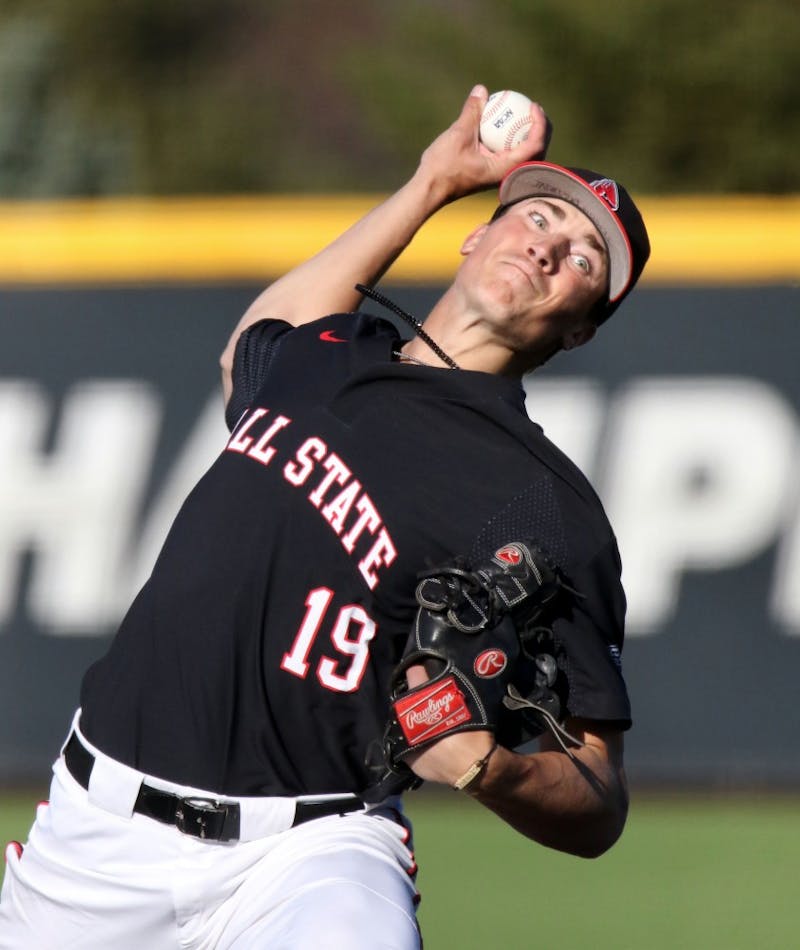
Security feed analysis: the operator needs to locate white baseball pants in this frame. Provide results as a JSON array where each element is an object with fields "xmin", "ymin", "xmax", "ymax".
[{"xmin": 0, "ymin": 721, "xmax": 420, "ymax": 949}]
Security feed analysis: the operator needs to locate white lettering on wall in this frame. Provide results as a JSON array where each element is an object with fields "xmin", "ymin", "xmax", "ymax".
[
  {"xmin": 0, "ymin": 381, "xmax": 160, "ymax": 634},
  {"xmin": 769, "ymin": 440, "xmax": 800, "ymax": 635},
  {"xmin": 523, "ymin": 378, "xmax": 606, "ymax": 475},
  {"xmin": 601, "ymin": 378, "xmax": 796, "ymax": 633},
  {"xmin": 2, "ymin": 375, "xmax": 799, "ymax": 638},
  {"xmin": 121, "ymin": 394, "xmax": 229, "ymax": 609},
  {"xmin": 526, "ymin": 377, "xmax": 799, "ymax": 636}
]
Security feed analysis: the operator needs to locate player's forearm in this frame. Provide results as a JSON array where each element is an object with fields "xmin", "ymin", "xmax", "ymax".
[
  {"xmin": 219, "ymin": 169, "xmax": 449, "ymax": 394},
  {"xmin": 246, "ymin": 171, "xmax": 449, "ymax": 321},
  {"xmin": 466, "ymin": 743, "xmax": 629, "ymax": 859}
]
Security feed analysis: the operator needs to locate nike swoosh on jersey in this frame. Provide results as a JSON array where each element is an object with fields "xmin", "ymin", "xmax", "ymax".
[{"xmin": 319, "ymin": 329, "xmax": 348, "ymax": 343}]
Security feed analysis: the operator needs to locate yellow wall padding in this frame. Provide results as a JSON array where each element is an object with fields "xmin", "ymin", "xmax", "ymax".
[{"xmin": 0, "ymin": 193, "xmax": 797, "ymax": 285}]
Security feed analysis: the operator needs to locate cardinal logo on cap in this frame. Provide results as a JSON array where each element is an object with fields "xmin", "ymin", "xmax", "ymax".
[
  {"xmin": 590, "ymin": 178, "xmax": 620, "ymax": 212},
  {"xmin": 494, "ymin": 544, "xmax": 523, "ymax": 566}
]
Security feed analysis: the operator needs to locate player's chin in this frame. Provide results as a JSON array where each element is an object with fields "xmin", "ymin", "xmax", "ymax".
[{"xmin": 483, "ymin": 277, "xmax": 545, "ymax": 328}]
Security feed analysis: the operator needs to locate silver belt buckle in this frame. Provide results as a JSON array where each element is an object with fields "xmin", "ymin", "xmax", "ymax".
[{"xmin": 175, "ymin": 796, "xmax": 227, "ymax": 840}]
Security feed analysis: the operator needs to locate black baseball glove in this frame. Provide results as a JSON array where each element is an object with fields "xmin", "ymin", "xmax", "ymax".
[{"xmin": 364, "ymin": 540, "xmax": 583, "ymax": 799}]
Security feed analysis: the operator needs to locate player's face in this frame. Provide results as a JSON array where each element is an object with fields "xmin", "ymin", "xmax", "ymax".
[{"xmin": 456, "ymin": 197, "xmax": 609, "ymax": 358}]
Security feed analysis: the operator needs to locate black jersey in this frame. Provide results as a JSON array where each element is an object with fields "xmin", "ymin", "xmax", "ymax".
[{"xmin": 79, "ymin": 312, "xmax": 631, "ymax": 796}]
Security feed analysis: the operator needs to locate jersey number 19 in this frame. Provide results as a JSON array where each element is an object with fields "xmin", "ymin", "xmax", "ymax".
[{"xmin": 280, "ymin": 587, "xmax": 377, "ymax": 693}]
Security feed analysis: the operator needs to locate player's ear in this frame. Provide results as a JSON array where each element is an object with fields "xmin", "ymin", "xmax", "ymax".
[{"xmin": 460, "ymin": 223, "xmax": 490, "ymax": 256}]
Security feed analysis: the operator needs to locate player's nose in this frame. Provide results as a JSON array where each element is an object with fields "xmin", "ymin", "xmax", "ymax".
[{"xmin": 525, "ymin": 232, "xmax": 567, "ymax": 272}]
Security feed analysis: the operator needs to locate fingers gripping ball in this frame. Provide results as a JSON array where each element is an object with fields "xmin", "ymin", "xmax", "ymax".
[
  {"xmin": 381, "ymin": 540, "xmax": 573, "ymax": 780},
  {"xmin": 479, "ymin": 90, "xmax": 535, "ymax": 151}
]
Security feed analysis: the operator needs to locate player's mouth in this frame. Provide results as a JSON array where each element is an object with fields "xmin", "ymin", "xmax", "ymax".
[{"xmin": 500, "ymin": 258, "xmax": 543, "ymax": 292}]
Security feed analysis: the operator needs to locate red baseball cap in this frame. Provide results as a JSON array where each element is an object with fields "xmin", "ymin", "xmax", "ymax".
[{"xmin": 494, "ymin": 161, "xmax": 651, "ymax": 322}]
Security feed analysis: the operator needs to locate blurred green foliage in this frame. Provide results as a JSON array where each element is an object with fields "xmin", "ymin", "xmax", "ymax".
[{"xmin": 0, "ymin": 0, "xmax": 797, "ymax": 197}]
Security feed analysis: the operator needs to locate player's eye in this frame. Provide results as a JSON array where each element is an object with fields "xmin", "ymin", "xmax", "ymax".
[
  {"xmin": 529, "ymin": 211, "xmax": 547, "ymax": 229},
  {"xmin": 572, "ymin": 254, "xmax": 590, "ymax": 274}
]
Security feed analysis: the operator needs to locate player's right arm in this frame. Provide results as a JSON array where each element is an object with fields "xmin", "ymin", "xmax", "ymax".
[{"xmin": 220, "ymin": 85, "xmax": 550, "ymax": 403}]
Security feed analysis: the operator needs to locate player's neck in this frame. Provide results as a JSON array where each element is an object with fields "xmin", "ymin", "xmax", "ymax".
[{"xmin": 419, "ymin": 298, "xmax": 530, "ymax": 378}]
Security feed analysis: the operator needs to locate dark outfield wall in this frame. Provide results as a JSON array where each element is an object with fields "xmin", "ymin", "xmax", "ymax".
[{"xmin": 1, "ymin": 283, "xmax": 798, "ymax": 786}]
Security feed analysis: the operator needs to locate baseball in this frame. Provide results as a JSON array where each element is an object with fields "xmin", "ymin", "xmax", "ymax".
[{"xmin": 479, "ymin": 90, "xmax": 534, "ymax": 152}]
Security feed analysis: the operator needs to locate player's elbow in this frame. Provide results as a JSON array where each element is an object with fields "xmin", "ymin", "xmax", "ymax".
[
  {"xmin": 577, "ymin": 809, "xmax": 628, "ymax": 859},
  {"xmin": 539, "ymin": 777, "xmax": 629, "ymax": 859},
  {"xmin": 542, "ymin": 812, "xmax": 625, "ymax": 860},
  {"xmin": 568, "ymin": 787, "xmax": 629, "ymax": 859}
]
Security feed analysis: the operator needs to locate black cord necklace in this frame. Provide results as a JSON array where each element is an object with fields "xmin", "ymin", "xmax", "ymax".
[{"xmin": 355, "ymin": 283, "xmax": 460, "ymax": 370}]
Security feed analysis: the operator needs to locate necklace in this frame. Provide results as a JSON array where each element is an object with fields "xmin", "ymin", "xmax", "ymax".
[
  {"xmin": 392, "ymin": 349, "xmax": 454, "ymax": 369},
  {"xmin": 356, "ymin": 283, "xmax": 460, "ymax": 370}
]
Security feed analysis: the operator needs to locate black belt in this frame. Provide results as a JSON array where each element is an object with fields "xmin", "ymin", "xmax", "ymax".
[{"xmin": 63, "ymin": 732, "xmax": 365, "ymax": 842}]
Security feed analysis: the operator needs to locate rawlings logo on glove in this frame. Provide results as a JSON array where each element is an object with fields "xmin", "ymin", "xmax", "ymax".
[
  {"xmin": 474, "ymin": 649, "xmax": 508, "ymax": 677},
  {"xmin": 395, "ymin": 677, "xmax": 471, "ymax": 745}
]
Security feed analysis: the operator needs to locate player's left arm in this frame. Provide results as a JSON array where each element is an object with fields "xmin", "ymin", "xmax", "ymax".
[
  {"xmin": 378, "ymin": 540, "xmax": 629, "ymax": 858},
  {"xmin": 408, "ymin": 721, "xmax": 628, "ymax": 859}
]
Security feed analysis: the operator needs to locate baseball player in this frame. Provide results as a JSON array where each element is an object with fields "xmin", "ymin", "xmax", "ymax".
[{"xmin": 1, "ymin": 84, "xmax": 649, "ymax": 948}]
